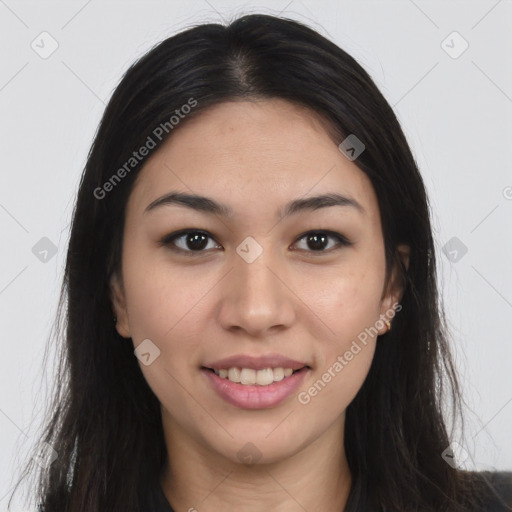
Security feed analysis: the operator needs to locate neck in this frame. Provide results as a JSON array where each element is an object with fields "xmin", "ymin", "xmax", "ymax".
[{"xmin": 159, "ymin": 420, "xmax": 352, "ymax": 512}]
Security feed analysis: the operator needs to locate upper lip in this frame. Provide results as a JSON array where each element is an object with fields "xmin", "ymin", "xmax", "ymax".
[{"xmin": 203, "ymin": 353, "xmax": 310, "ymax": 371}]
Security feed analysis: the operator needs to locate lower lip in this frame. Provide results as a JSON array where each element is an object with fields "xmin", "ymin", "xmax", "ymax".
[{"xmin": 202, "ymin": 368, "xmax": 309, "ymax": 409}]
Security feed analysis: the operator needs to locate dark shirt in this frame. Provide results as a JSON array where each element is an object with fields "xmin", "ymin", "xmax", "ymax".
[{"xmin": 145, "ymin": 471, "xmax": 512, "ymax": 511}]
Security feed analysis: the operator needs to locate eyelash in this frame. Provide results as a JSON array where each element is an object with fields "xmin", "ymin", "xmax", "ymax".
[{"xmin": 159, "ymin": 229, "xmax": 353, "ymax": 257}]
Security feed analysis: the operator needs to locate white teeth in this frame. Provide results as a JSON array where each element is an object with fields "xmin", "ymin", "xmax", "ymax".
[
  {"xmin": 213, "ymin": 366, "xmax": 301, "ymax": 386},
  {"xmin": 228, "ymin": 367, "xmax": 241, "ymax": 383},
  {"xmin": 273, "ymin": 367, "xmax": 284, "ymax": 381},
  {"xmin": 256, "ymin": 368, "xmax": 274, "ymax": 386},
  {"xmin": 240, "ymin": 368, "xmax": 256, "ymax": 385}
]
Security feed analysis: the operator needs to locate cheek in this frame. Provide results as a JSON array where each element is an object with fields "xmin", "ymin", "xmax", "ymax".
[
  {"xmin": 121, "ymin": 246, "xmax": 223, "ymax": 382},
  {"xmin": 121, "ymin": 252, "xmax": 209, "ymax": 418},
  {"xmin": 298, "ymin": 261, "xmax": 383, "ymax": 403},
  {"xmin": 309, "ymin": 263, "xmax": 385, "ymax": 342},
  {"xmin": 121, "ymin": 241, "xmax": 198, "ymax": 340},
  {"xmin": 298, "ymin": 346, "xmax": 375, "ymax": 432},
  {"xmin": 298, "ymin": 274, "xmax": 380, "ymax": 416}
]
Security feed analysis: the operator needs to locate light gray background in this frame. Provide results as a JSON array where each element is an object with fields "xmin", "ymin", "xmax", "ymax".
[{"xmin": 1, "ymin": 0, "xmax": 511, "ymax": 509}]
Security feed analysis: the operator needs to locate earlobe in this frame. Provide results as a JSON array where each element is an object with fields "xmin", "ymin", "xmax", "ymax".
[{"xmin": 109, "ymin": 273, "xmax": 131, "ymax": 338}]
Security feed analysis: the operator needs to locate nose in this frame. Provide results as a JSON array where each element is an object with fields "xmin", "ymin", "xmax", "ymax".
[{"xmin": 217, "ymin": 246, "xmax": 296, "ymax": 337}]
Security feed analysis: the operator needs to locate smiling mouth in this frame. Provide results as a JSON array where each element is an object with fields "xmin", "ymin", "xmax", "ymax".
[{"xmin": 202, "ymin": 366, "xmax": 309, "ymax": 386}]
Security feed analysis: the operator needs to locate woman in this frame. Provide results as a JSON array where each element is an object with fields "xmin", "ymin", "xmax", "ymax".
[{"xmin": 9, "ymin": 13, "xmax": 511, "ymax": 512}]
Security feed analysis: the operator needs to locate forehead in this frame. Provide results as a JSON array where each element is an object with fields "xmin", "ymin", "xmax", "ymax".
[{"xmin": 128, "ymin": 99, "xmax": 379, "ymax": 221}]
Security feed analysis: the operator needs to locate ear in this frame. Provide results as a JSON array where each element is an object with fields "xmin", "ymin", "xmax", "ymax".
[
  {"xmin": 109, "ymin": 272, "xmax": 131, "ymax": 338},
  {"xmin": 377, "ymin": 243, "xmax": 410, "ymax": 335}
]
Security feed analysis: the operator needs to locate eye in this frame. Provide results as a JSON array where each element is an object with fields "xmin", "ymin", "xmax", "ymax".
[
  {"xmin": 160, "ymin": 230, "xmax": 221, "ymax": 255},
  {"xmin": 160, "ymin": 229, "xmax": 352, "ymax": 256},
  {"xmin": 292, "ymin": 230, "xmax": 353, "ymax": 254}
]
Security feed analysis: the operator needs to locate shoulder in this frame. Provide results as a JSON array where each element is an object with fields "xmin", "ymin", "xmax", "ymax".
[{"xmin": 469, "ymin": 471, "xmax": 512, "ymax": 512}]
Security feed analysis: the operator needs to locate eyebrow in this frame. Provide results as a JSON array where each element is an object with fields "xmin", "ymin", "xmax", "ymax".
[{"xmin": 144, "ymin": 191, "xmax": 366, "ymax": 219}]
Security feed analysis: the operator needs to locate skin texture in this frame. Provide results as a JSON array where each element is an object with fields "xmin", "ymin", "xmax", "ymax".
[{"xmin": 110, "ymin": 99, "xmax": 409, "ymax": 511}]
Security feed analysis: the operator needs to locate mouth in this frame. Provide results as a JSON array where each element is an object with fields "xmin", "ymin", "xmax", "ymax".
[
  {"xmin": 201, "ymin": 365, "xmax": 311, "ymax": 409},
  {"xmin": 200, "ymin": 354, "xmax": 312, "ymax": 408},
  {"xmin": 201, "ymin": 366, "xmax": 310, "ymax": 386}
]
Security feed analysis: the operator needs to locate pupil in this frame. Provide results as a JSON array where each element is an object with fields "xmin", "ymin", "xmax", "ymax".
[
  {"xmin": 307, "ymin": 233, "xmax": 327, "ymax": 251},
  {"xmin": 187, "ymin": 233, "xmax": 208, "ymax": 250}
]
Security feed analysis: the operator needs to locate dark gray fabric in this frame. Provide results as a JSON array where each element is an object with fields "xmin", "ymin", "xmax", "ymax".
[
  {"xmin": 477, "ymin": 471, "xmax": 512, "ymax": 512},
  {"xmin": 145, "ymin": 471, "xmax": 512, "ymax": 511}
]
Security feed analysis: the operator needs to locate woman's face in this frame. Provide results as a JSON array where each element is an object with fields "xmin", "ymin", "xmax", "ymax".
[{"xmin": 111, "ymin": 99, "xmax": 407, "ymax": 465}]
